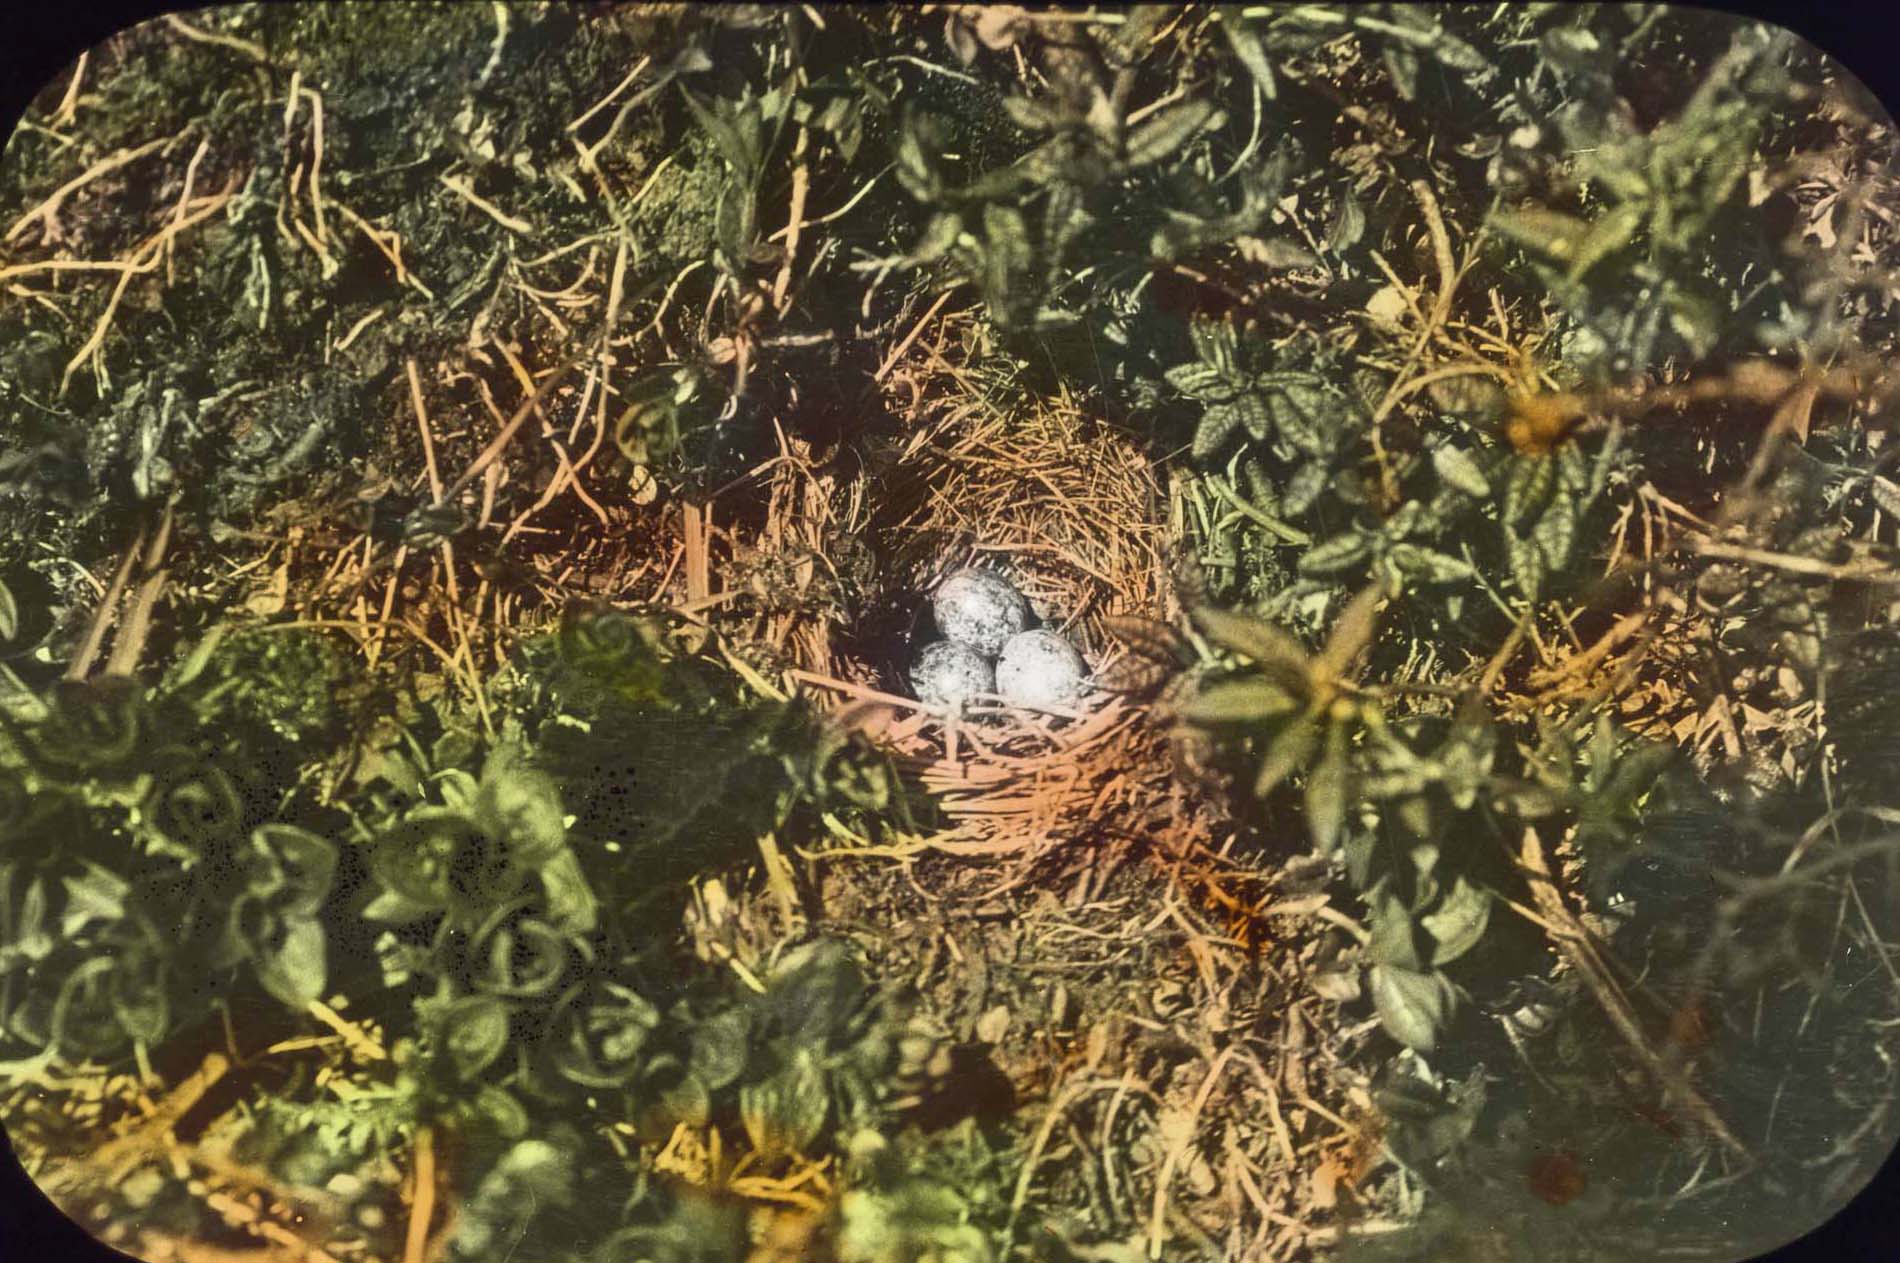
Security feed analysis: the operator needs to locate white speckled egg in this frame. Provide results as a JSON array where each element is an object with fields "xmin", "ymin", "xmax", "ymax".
[
  {"xmin": 995, "ymin": 629, "xmax": 1089, "ymax": 709},
  {"xmin": 911, "ymin": 640, "xmax": 996, "ymax": 710},
  {"xmin": 932, "ymin": 568, "xmax": 1030, "ymax": 657}
]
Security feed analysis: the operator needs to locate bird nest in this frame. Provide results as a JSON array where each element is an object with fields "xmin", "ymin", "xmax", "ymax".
[{"xmin": 781, "ymin": 362, "xmax": 1191, "ymax": 861}]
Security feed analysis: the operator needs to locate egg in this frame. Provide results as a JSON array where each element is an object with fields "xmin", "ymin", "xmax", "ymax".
[
  {"xmin": 995, "ymin": 629, "xmax": 1090, "ymax": 709},
  {"xmin": 910, "ymin": 639, "xmax": 996, "ymax": 710},
  {"xmin": 932, "ymin": 568, "xmax": 1030, "ymax": 657}
]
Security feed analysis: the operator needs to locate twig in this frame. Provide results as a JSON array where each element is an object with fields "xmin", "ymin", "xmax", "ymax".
[
  {"xmin": 5, "ymin": 135, "xmax": 171, "ymax": 243},
  {"xmin": 874, "ymin": 290, "xmax": 955, "ymax": 383},
  {"xmin": 439, "ymin": 172, "xmax": 534, "ymax": 235},
  {"xmin": 163, "ymin": 12, "xmax": 269, "ymax": 62},
  {"xmin": 772, "ymin": 125, "xmax": 811, "ymax": 314},
  {"xmin": 66, "ymin": 524, "xmax": 149, "ymax": 682},
  {"xmin": 1514, "ymin": 826, "xmax": 1754, "ymax": 1162},
  {"xmin": 103, "ymin": 497, "xmax": 178, "ymax": 678},
  {"xmin": 1366, "ymin": 179, "xmax": 1464, "ymax": 507},
  {"xmin": 402, "ymin": 1125, "xmax": 437, "ymax": 1263},
  {"xmin": 58, "ymin": 182, "xmax": 238, "ymax": 396},
  {"xmin": 439, "ymin": 337, "xmax": 601, "ymax": 504},
  {"xmin": 1150, "ymin": 1047, "xmax": 1236, "ymax": 1258}
]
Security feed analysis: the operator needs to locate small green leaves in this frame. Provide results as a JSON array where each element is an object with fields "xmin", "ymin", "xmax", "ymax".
[
  {"xmin": 1165, "ymin": 362, "xmax": 1236, "ymax": 403},
  {"xmin": 1300, "ymin": 531, "xmax": 1373, "ymax": 577},
  {"xmin": 1221, "ymin": 16, "xmax": 1279, "ymax": 100},
  {"xmin": 1180, "ymin": 678, "xmax": 1302, "ymax": 725},
  {"xmin": 1487, "ymin": 206, "xmax": 1593, "ymax": 263},
  {"xmin": 1431, "ymin": 444, "xmax": 1492, "ymax": 498},
  {"xmin": 1193, "ymin": 402, "xmax": 1245, "ymax": 462},
  {"xmin": 1387, "ymin": 544, "xmax": 1475, "ymax": 585},
  {"xmin": 254, "ymin": 916, "xmax": 327, "ymax": 1011},
  {"xmin": 1368, "ymin": 963, "xmax": 1458, "ymax": 1053},
  {"xmin": 741, "ymin": 1047, "xmax": 831, "ymax": 1155},
  {"xmin": 1255, "ymin": 715, "xmax": 1320, "ymax": 798},
  {"xmin": 1419, "ymin": 876, "xmax": 1491, "ymax": 966},
  {"xmin": 1189, "ymin": 605, "xmax": 1311, "ymax": 679},
  {"xmin": 1124, "ymin": 99, "xmax": 1224, "ymax": 168},
  {"xmin": 1305, "ymin": 721, "xmax": 1350, "ymax": 854},
  {"xmin": 1505, "ymin": 529, "xmax": 1546, "ymax": 601},
  {"xmin": 1504, "ymin": 452, "xmax": 1558, "ymax": 530},
  {"xmin": 440, "ymin": 994, "xmax": 511, "ymax": 1080}
]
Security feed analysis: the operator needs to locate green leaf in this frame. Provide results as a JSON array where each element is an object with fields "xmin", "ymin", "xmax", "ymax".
[
  {"xmin": 1299, "ymin": 531, "xmax": 1372, "ymax": 577},
  {"xmin": 1368, "ymin": 964, "xmax": 1455, "ymax": 1052},
  {"xmin": 109, "ymin": 956, "xmax": 170, "ymax": 1046},
  {"xmin": 1427, "ymin": 29, "xmax": 1490, "ymax": 73},
  {"xmin": 1244, "ymin": 236, "xmax": 1319, "ymax": 270},
  {"xmin": 1221, "ymin": 17, "xmax": 1278, "ymax": 100},
  {"xmin": 1234, "ymin": 391, "xmax": 1275, "ymax": 441},
  {"xmin": 475, "ymin": 1084, "xmax": 530, "ymax": 1139},
  {"xmin": 1387, "ymin": 544, "xmax": 1475, "ymax": 585},
  {"xmin": 1180, "ymin": 677, "xmax": 1303, "ymax": 725},
  {"xmin": 1431, "ymin": 445, "xmax": 1492, "ymax": 498},
  {"xmin": 255, "ymin": 917, "xmax": 327, "ymax": 1011},
  {"xmin": 1002, "ymin": 94, "xmax": 1058, "ymax": 132},
  {"xmin": 1533, "ymin": 497, "xmax": 1579, "ymax": 572},
  {"xmin": 1255, "ymin": 716, "xmax": 1320, "ymax": 797},
  {"xmin": 1263, "ymin": 376, "xmax": 1343, "ymax": 457},
  {"xmin": 1419, "ymin": 876, "xmax": 1492, "ymax": 966},
  {"xmin": 1193, "ymin": 403, "xmax": 1244, "ymax": 462},
  {"xmin": 477, "ymin": 751, "xmax": 568, "ymax": 866},
  {"xmin": 741, "ymin": 1050, "xmax": 830, "ymax": 1154},
  {"xmin": 1367, "ymin": 884, "xmax": 1425, "ymax": 971},
  {"xmin": 1124, "ymin": 99, "xmax": 1223, "ymax": 168},
  {"xmin": 1164, "ymin": 363, "xmax": 1235, "ymax": 402},
  {"xmin": 1282, "ymin": 460, "xmax": 1328, "ymax": 516},
  {"xmin": 1189, "ymin": 318, "xmax": 1240, "ymax": 377},
  {"xmin": 60, "ymin": 861, "xmax": 130, "ymax": 938},
  {"xmin": 247, "ymin": 824, "xmax": 338, "ymax": 915},
  {"xmin": 1566, "ymin": 201, "xmax": 1645, "ymax": 283},
  {"xmin": 1870, "ymin": 475, "xmax": 1900, "ymax": 519},
  {"xmin": 1042, "ymin": 180, "xmax": 1092, "ymax": 275},
  {"xmin": 537, "ymin": 848, "xmax": 598, "ymax": 935},
  {"xmin": 1506, "ymin": 530, "xmax": 1545, "ymax": 600},
  {"xmin": 906, "ymin": 211, "xmax": 963, "ymax": 266},
  {"xmin": 1305, "ymin": 722, "xmax": 1350, "ymax": 854},
  {"xmin": 363, "ymin": 888, "xmax": 439, "ymax": 925},
  {"xmin": 1665, "ymin": 284, "xmax": 1723, "ymax": 359},
  {"xmin": 1343, "ymin": 828, "xmax": 1381, "ymax": 890},
  {"xmin": 688, "ymin": 1008, "xmax": 752, "ymax": 1092},
  {"xmin": 442, "ymin": 995, "xmax": 511, "ymax": 1080},
  {"xmin": 1327, "ymin": 192, "xmax": 1365, "ymax": 254},
  {"xmin": 895, "ymin": 110, "xmax": 944, "ymax": 202},
  {"xmin": 1503, "ymin": 453, "xmax": 1558, "ymax": 529},
  {"xmin": 1189, "ymin": 606, "xmax": 1311, "ymax": 679},
  {"xmin": 1487, "ymin": 206, "xmax": 1593, "ymax": 262},
  {"xmin": 1384, "ymin": 41, "xmax": 1421, "ymax": 100}
]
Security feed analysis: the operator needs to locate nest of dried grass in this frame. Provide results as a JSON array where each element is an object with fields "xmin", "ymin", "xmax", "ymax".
[{"xmin": 768, "ymin": 333, "xmax": 1200, "ymax": 863}]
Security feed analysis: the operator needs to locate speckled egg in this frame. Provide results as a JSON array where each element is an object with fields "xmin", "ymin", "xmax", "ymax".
[
  {"xmin": 995, "ymin": 629, "xmax": 1090, "ymax": 709},
  {"xmin": 910, "ymin": 639, "xmax": 996, "ymax": 710},
  {"xmin": 932, "ymin": 568, "xmax": 1030, "ymax": 657}
]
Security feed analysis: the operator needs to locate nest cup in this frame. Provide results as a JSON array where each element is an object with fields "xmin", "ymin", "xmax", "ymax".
[
  {"xmin": 865, "ymin": 393, "xmax": 1172, "ymax": 711},
  {"xmin": 815, "ymin": 384, "xmax": 1187, "ymax": 858}
]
